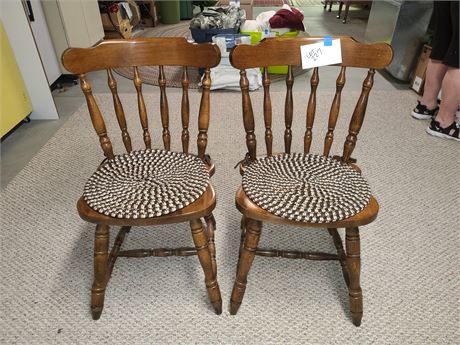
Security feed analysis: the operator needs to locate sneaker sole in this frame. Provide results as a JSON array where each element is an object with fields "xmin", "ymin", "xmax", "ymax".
[
  {"xmin": 411, "ymin": 110, "xmax": 433, "ymax": 120},
  {"xmin": 426, "ymin": 127, "xmax": 460, "ymax": 141}
]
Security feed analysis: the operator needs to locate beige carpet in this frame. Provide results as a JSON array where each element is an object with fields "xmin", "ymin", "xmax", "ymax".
[{"xmin": 1, "ymin": 88, "xmax": 459, "ymax": 344}]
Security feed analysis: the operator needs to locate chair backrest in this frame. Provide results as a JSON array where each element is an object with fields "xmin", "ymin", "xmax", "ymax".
[
  {"xmin": 62, "ymin": 37, "xmax": 221, "ymax": 161},
  {"xmin": 229, "ymin": 36, "xmax": 393, "ymax": 163}
]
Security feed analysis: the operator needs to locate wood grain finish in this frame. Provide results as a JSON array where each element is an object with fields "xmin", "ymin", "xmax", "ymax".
[
  {"xmin": 205, "ymin": 214, "xmax": 217, "ymax": 277},
  {"xmin": 324, "ymin": 67, "xmax": 346, "ymax": 156},
  {"xmin": 181, "ymin": 67, "xmax": 190, "ymax": 154},
  {"xmin": 284, "ymin": 66, "xmax": 294, "ymax": 153},
  {"xmin": 80, "ymin": 75, "xmax": 114, "ymax": 160},
  {"xmin": 107, "ymin": 69, "xmax": 132, "ymax": 152},
  {"xmin": 117, "ymin": 247, "xmax": 197, "ymax": 257},
  {"xmin": 328, "ymin": 227, "xmax": 350, "ymax": 286},
  {"xmin": 133, "ymin": 66, "xmax": 152, "ymax": 149},
  {"xmin": 190, "ymin": 219, "xmax": 222, "ymax": 314},
  {"xmin": 262, "ymin": 68, "xmax": 273, "ymax": 156},
  {"xmin": 62, "ymin": 38, "xmax": 221, "ymax": 74},
  {"xmin": 342, "ymin": 69, "xmax": 375, "ymax": 163},
  {"xmin": 159, "ymin": 65, "xmax": 171, "ymax": 150},
  {"xmin": 230, "ymin": 218, "xmax": 262, "ymax": 315},
  {"xmin": 240, "ymin": 70, "xmax": 257, "ymax": 161},
  {"xmin": 255, "ymin": 249, "xmax": 338, "ymax": 260},
  {"xmin": 62, "ymin": 38, "xmax": 222, "ymax": 319},
  {"xmin": 304, "ymin": 67, "xmax": 319, "ymax": 153},
  {"xmin": 229, "ymin": 37, "xmax": 392, "ymax": 324},
  {"xmin": 91, "ymin": 224, "xmax": 109, "ymax": 320},
  {"xmin": 197, "ymin": 69, "xmax": 211, "ymax": 159},
  {"xmin": 230, "ymin": 36, "xmax": 393, "ymax": 70},
  {"xmin": 346, "ymin": 227, "xmax": 362, "ymax": 326},
  {"xmin": 108, "ymin": 226, "xmax": 130, "ymax": 277}
]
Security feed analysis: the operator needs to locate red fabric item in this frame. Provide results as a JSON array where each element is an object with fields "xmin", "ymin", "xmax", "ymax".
[{"xmin": 269, "ymin": 7, "xmax": 305, "ymax": 31}]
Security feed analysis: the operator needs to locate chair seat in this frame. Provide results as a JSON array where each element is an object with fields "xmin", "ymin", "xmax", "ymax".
[
  {"xmin": 241, "ymin": 153, "xmax": 376, "ymax": 226},
  {"xmin": 82, "ymin": 149, "xmax": 210, "ymax": 220}
]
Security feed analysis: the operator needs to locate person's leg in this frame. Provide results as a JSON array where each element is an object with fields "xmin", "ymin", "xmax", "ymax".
[
  {"xmin": 411, "ymin": 1, "xmax": 450, "ymax": 119},
  {"xmin": 435, "ymin": 68, "xmax": 460, "ymax": 128},
  {"xmin": 420, "ymin": 59, "xmax": 448, "ymax": 109},
  {"xmin": 426, "ymin": 1, "xmax": 460, "ymax": 141}
]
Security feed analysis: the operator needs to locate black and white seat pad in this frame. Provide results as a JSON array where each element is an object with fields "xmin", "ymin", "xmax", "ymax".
[
  {"xmin": 242, "ymin": 153, "xmax": 371, "ymax": 223},
  {"xmin": 83, "ymin": 149, "xmax": 209, "ymax": 219}
]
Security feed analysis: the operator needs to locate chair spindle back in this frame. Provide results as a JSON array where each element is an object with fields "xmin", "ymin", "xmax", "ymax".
[
  {"xmin": 229, "ymin": 36, "xmax": 393, "ymax": 163},
  {"xmin": 62, "ymin": 38, "xmax": 221, "ymax": 161}
]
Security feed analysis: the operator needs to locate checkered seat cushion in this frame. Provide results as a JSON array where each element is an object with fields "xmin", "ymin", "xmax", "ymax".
[
  {"xmin": 242, "ymin": 153, "xmax": 371, "ymax": 223},
  {"xmin": 83, "ymin": 149, "xmax": 209, "ymax": 219}
]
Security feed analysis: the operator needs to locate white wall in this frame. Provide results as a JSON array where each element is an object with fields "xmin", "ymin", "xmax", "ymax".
[
  {"xmin": 0, "ymin": 1, "xmax": 58, "ymax": 120},
  {"xmin": 29, "ymin": 0, "xmax": 61, "ymax": 85}
]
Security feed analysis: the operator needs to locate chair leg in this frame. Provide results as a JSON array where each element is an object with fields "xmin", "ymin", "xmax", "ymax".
[
  {"xmin": 328, "ymin": 1, "xmax": 333, "ymax": 12},
  {"xmin": 204, "ymin": 214, "xmax": 217, "ymax": 277},
  {"xmin": 337, "ymin": 1, "xmax": 344, "ymax": 18},
  {"xmin": 328, "ymin": 228, "xmax": 350, "ymax": 287},
  {"xmin": 190, "ymin": 219, "xmax": 222, "ymax": 315},
  {"xmin": 239, "ymin": 216, "xmax": 247, "ymax": 255},
  {"xmin": 343, "ymin": 3, "xmax": 350, "ymax": 23},
  {"xmin": 91, "ymin": 224, "xmax": 110, "ymax": 320},
  {"xmin": 230, "ymin": 218, "xmax": 262, "ymax": 315},
  {"xmin": 345, "ymin": 227, "xmax": 363, "ymax": 326},
  {"xmin": 235, "ymin": 215, "xmax": 247, "ymax": 270}
]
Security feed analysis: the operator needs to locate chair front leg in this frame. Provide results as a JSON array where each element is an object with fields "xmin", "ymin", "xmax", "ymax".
[
  {"xmin": 91, "ymin": 224, "xmax": 110, "ymax": 320},
  {"xmin": 204, "ymin": 214, "xmax": 217, "ymax": 277},
  {"xmin": 190, "ymin": 219, "xmax": 222, "ymax": 315},
  {"xmin": 346, "ymin": 227, "xmax": 363, "ymax": 326},
  {"xmin": 230, "ymin": 218, "xmax": 262, "ymax": 315}
]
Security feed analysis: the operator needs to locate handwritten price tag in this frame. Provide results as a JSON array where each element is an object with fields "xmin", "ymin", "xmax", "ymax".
[{"xmin": 300, "ymin": 39, "xmax": 342, "ymax": 69}]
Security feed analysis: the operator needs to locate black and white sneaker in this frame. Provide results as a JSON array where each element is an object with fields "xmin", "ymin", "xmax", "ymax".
[
  {"xmin": 426, "ymin": 119, "xmax": 460, "ymax": 141},
  {"xmin": 411, "ymin": 101, "xmax": 439, "ymax": 120}
]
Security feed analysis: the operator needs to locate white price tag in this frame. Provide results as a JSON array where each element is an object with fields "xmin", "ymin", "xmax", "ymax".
[{"xmin": 300, "ymin": 39, "xmax": 342, "ymax": 69}]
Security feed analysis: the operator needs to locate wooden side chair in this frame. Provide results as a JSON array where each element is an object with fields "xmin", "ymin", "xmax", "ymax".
[
  {"xmin": 62, "ymin": 38, "xmax": 222, "ymax": 319},
  {"xmin": 228, "ymin": 37, "xmax": 392, "ymax": 326}
]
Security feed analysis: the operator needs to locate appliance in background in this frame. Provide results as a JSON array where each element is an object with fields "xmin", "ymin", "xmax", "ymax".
[
  {"xmin": 41, "ymin": 0, "xmax": 104, "ymax": 85},
  {"xmin": 364, "ymin": 0, "xmax": 433, "ymax": 81},
  {"xmin": 0, "ymin": 20, "xmax": 32, "ymax": 138},
  {"xmin": 22, "ymin": 0, "xmax": 61, "ymax": 86}
]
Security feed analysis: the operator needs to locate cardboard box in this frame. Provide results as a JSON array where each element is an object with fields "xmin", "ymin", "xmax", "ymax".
[{"xmin": 411, "ymin": 44, "xmax": 432, "ymax": 94}]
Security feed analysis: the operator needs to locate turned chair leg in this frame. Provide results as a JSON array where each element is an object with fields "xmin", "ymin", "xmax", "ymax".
[
  {"xmin": 237, "ymin": 215, "xmax": 247, "ymax": 264},
  {"xmin": 230, "ymin": 218, "xmax": 262, "ymax": 315},
  {"xmin": 91, "ymin": 224, "xmax": 110, "ymax": 320},
  {"xmin": 346, "ymin": 227, "xmax": 363, "ymax": 326},
  {"xmin": 190, "ymin": 219, "xmax": 222, "ymax": 315},
  {"xmin": 204, "ymin": 214, "xmax": 217, "ymax": 277}
]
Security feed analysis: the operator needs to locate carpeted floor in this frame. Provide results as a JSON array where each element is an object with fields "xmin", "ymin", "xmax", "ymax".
[{"xmin": 1, "ymin": 87, "xmax": 459, "ymax": 344}]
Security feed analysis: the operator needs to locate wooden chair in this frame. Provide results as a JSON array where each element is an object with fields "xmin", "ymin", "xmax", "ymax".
[
  {"xmin": 228, "ymin": 37, "xmax": 392, "ymax": 325},
  {"xmin": 62, "ymin": 38, "xmax": 222, "ymax": 319}
]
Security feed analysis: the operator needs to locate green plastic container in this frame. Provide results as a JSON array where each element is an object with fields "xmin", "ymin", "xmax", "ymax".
[
  {"xmin": 180, "ymin": 0, "xmax": 193, "ymax": 20},
  {"xmin": 159, "ymin": 0, "xmax": 180, "ymax": 24},
  {"xmin": 240, "ymin": 30, "xmax": 263, "ymax": 45},
  {"xmin": 240, "ymin": 30, "xmax": 299, "ymax": 74}
]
